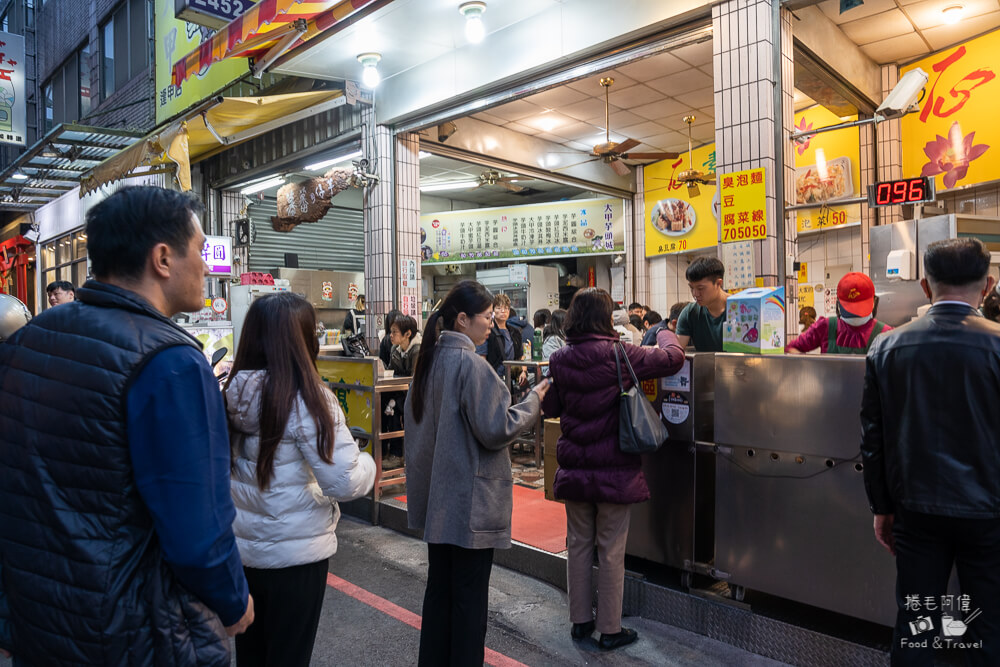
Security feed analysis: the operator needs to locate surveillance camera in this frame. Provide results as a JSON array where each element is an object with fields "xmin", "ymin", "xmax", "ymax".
[
  {"xmin": 437, "ymin": 121, "xmax": 458, "ymax": 142},
  {"xmin": 876, "ymin": 68, "xmax": 929, "ymax": 120}
]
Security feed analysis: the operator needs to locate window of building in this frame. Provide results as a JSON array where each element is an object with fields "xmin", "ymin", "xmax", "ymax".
[
  {"xmin": 41, "ymin": 81, "xmax": 52, "ymax": 132},
  {"xmin": 1, "ymin": 10, "xmax": 8, "ymax": 31},
  {"xmin": 99, "ymin": 0, "xmax": 148, "ymax": 100},
  {"xmin": 42, "ymin": 43, "xmax": 90, "ymax": 127},
  {"xmin": 40, "ymin": 231, "xmax": 88, "ymax": 307}
]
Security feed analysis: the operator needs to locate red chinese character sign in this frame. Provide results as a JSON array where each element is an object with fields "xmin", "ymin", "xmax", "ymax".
[
  {"xmin": 719, "ymin": 167, "xmax": 767, "ymax": 242},
  {"xmin": 0, "ymin": 33, "xmax": 25, "ymax": 147},
  {"xmin": 901, "ymin": 30, "xmax": 998, "ymax": 191}
]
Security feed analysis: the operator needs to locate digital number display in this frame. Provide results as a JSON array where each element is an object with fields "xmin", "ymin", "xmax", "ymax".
[{"xmin": 866, "ymin": 177, "xmax": 936, "ymax": 208}]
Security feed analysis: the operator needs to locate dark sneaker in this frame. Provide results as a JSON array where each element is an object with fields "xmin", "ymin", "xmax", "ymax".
[
  {"xmin": 570, "ymin": 621, "xmax": 595, "ymax": 641},
  {"xmin": 598, "ymin": 627, "xmax": 638, "ymax": 650}
]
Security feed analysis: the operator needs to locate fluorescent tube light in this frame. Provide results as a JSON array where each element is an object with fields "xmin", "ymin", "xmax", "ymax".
[
  {"xmin": 240, "ymin": 176, "xmax": 285, "ymax": 195},
  {"xmin": 420, "ymin": 180, "xmax": 479, "ymax": 192},
  {"xmin": 306, "ymin": 150, "xmax": 363, "ymax": 171}
]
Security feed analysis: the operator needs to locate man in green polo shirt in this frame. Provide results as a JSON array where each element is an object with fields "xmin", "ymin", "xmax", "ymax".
[{"xmin": 675, "ymin": 257, "xmax": 727, "ymax": 352}]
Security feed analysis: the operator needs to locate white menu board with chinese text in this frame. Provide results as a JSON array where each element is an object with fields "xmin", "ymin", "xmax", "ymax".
[{"xmin": 419, "ymin": 197, "xmax": 625, "ymax": 265}]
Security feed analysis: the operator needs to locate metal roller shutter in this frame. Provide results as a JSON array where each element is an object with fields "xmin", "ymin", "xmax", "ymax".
[{"xmin": 247, "ymin": 196, "xmax": 364, "ymax": 272}]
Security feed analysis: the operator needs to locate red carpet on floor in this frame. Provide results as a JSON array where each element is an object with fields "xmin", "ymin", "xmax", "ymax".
[{"xmin": 392, "ymin": 486, "xmax": 567, "ymax": 554}]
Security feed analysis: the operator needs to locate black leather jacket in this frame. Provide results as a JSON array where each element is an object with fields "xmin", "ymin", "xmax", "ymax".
[{"xmin": 860, "ymin": 303, "xmax": 1000, "ymax": 519}]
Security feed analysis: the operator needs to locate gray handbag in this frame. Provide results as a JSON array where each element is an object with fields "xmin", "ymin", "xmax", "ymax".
[{"xmin": 614, "ymin": 342, "xmax": 669, "ymax": 454}]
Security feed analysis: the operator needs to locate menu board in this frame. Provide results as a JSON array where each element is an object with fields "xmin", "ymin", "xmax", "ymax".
[
  {"xmin": 793, "ymin": 105, "xmax": 862, "ymax": 233},
  {"xmin": 419, "ymin": 197, "xmax": 624, "ymax": 265},
  {"xmin": 901, "ymin": 29, "xmax": 999, "ymax": 192},
  {"xmin": 719, "ymin": 167, "xmax": 767, "ymax": 242},
  {"xmin": 643, "ymin": 143, "xmax": 718, "ymax": 257}
]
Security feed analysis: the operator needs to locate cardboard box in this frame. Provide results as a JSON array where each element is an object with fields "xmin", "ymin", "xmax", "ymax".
[
  {"xmin": 723, "ymin": 286, "xmax": 785, "ymax": 354},
  {"xmin": 543, "ymin": 419, "xmax": 562, "ymax": 503}
]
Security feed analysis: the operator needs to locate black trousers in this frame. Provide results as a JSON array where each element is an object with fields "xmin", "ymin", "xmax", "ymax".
[
  {"xmin": 234, "ymin": 558, "xmax": 330, "ymax": 667},
  {"xmin": 418, "ymin": 543, "xmax": 495, "ymax": 667},
  {"xmin": 891, "ymin": 509, "xmax": 1000, "ymax": 667}
]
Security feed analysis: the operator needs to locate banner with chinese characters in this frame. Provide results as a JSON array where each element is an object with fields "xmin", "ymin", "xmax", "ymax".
[
  {"xmin": 719, "ymin": 167, "xmax": 767, "ymax": 242},
  {"xmin": 793, "ymin": 105, "xmax": 862, "ymax": 233},
  {"xmin": 901, "ymin": 29, "xmax": 999, "ymax": 192},
  {"xmin": 419, "ymin": 197, "xmax": 624, "ymax": 265},
  {"xmin": 0, "ymin": 33, "xmax": 26, "ymax": 146},
  {"xmin": 154, "ymin": 0, "xmax": 252, "ymax": 123},
  {"xmin": 643, "ymin": 143, "xmax": 718, "ymax": 257}
]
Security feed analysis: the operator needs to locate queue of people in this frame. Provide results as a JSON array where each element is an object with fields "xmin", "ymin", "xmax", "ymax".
[{"xmin": 1, "ymin": 185, "xmax": 999, "ymax": 666}]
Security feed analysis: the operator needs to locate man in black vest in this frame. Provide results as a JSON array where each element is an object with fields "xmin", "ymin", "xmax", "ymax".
[
  {"xmin": 861, "ymin": 238, "xmax": 1000, "ymax": 666},
  {"xmin": 0, "ymin": 186, "xmax": 253, "ymax": 664}
]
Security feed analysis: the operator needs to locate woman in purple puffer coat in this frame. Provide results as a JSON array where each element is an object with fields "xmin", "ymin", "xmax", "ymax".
[{"xmin": 542, "ymin": 288, "xmax": 684, "ymax": 651}]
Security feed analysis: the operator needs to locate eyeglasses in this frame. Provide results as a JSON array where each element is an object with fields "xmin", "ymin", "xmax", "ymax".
[
  {"xmin": 477, "ymin": 311, "xmax": 495, "ymax": 321},
  {"xmin": 493, "ymin": 306, "xmax": 509, "ymax": 312}
]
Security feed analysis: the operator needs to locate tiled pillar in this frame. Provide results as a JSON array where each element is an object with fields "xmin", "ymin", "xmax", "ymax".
[
  {"xmin": 859, "ymin": 123, "xmax": 876, "ymax": 272},
  {"xmin": 877, "ymin": 65, "xmax": 904, "ymax": 225},
  {"xmin": 713, "ymin": 0, "xmax": 797, "ymax": 325},
  {"xmin": 362, "ymin": 114, "xmax": 395, "ymax": 351},
  {"xmin": 630, "ymin": 167, "xmax": 649, "ymax": 307},
  {"xmin": 395, "ymin": 132, "xmax": 423, "ymax": 325}
]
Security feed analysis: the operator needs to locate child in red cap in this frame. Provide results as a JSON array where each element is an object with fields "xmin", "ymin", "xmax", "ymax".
[{"xmin": 787, "ymin": 272, "xmax": 893, "ymax": 354}]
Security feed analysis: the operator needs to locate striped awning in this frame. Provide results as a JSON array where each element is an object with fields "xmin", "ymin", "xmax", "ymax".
[{"xmin": 172, "ymin": 0, "xmax": 382, "ymax": 87}]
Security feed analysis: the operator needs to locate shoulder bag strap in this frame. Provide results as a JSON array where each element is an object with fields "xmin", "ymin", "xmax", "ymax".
[
  {"xmin": 618, "ymin": 342, "xmax": 642, "ymax": 388},
  {"xmin": 614, "ymin": 342, "xmax": 626, "ymax": 393}
]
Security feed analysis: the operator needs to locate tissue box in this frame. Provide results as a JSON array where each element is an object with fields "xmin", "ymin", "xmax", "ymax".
[{"xmin": 723, "ymin": 286, "xmax": 785, "ymax": 354}]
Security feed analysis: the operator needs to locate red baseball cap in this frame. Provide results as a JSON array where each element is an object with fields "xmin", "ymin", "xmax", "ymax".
[{"xmin": 837, "ymin": 272, "xmax": 875, "ymax": 318}]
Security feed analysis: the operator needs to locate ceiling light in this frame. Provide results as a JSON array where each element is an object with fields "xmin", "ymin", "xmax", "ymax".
[
  {"xmin": 420, "ymin": 180, "xmax": 480, "ymax": 192},
  {"xmin": 306, "ymin": 150, "xmax": 363, "ymax": 171},
  {"xmin": 460, "ymin": 2, "xmax": 487, "ymax": 44},
  {"xmin": 535, "ymin": 114, "xmax": 563, "ymax": 133},
  {"xmin": 358, "ymin": 53, "xmax": 381, "ymax": 89},
  {"xmin": 240, "ymin": 176, "xmax": 285, "ymax": 195},
  {"xmin": 11, "ymin": 171, "xmax": 28, "ymax": 180},
  {"xmin": 942, "ymin": 4, "xmax": 964, "ymax": 24},
  {"xmin": 419, "ymin": 151, "xmax": 432, "ymax": 159}
]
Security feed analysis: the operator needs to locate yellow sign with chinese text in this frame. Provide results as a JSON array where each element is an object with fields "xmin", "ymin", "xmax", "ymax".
[
  {"xmin": 793, "ymin": 105, "xmax": 862, "ymax": 233},
  {"xmin": 642, "ymin": 143, "xmax": 718, "ymax": 256},
  {"xmin": 901, "ymin": 29, "xmax": 1000, "ymax": 192},
  {"xmin": 154, "ymin": 0, "xmax": 252, "ymax": 124},
  {"xmin": 719, "ymin": 167, "xmax": 767, "ymax": 242},
  {"xmin": 315, "ymin": 358, "xmax": 375, "ymax": 455}
]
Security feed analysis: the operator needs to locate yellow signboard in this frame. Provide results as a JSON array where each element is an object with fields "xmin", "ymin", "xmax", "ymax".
[
  {"xmin": 793, "ymin": 105, "xmax": 862, "ymax": 233},
  {"xmin": 154, "ymin": 0, "xmax": 252, "ymax": 124},
  {"xmin": 643, "ymin": 143, "xmax": 718, "ymax": 256},
  {"xmin": 719, "ymin": 167, "xmax": 767, "ymax": 242},
  {"xmin": 316, "ymin": 358, "xmax": 375, "ymax": 455},
  {"xmin": 901, "ymin": 29, "xmax": 1000, "ymax": 192}
]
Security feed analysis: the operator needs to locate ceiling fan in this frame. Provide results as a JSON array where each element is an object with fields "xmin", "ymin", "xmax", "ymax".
[
  {"xmin": 675, "ymin": 115, "xmax": 716, "ymax": 197},
  {"xmin": 559, "ymin": 77, "xmax": 680, "ymax": 176},
  {"xmin": 476, "ymin": 170, "xmax": 533, "ymax": 192}
]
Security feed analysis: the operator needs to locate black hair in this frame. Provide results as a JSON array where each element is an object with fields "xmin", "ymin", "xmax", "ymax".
[
  {"xmin": 532, "ymin": 308, "xmax": 551, "ymax": 329},
  {"xmin": 643, "ymin": 311, "xmax": 663, "ymax": 327},
  {"xmin": 627, "ymin": 302, "xmax": 642, "ymax": 311},
  {"xmin": 668, "ymin": 302, "xmax": 688, "ymax": 322},
  {"xmin": 629, "ymin": 314, "xmax": 643, "ymax": 330},
  {"xmin": 410, "ymin": 280, "xmax": 494, "ymax": 422},
  {"xmin": 385, "ymin": 309, "xmax": 403, "ymax": 331},
  {"xmin": 86, "ymin": 186, "xmax": 204, "ymax": 281},
  {"xmin": 542, "ymin": 309, "xmax": 566, "ymax": 340},
  {"xmin": 46, "ymin": 280, "xmax": 75, "ymax": 294},
  {"xmin": 564, "ymin": 288, "xmax": 617, "ymax": 338},
  {"xmin": 983, "ymin": 290, "xmax": 1000, "ymax": 322},
  {"xmin": 924, "ymin": 238, "xmax": 991, "ymax": 287},
  {"xmin": 686, "ymin": 256, "xmax": 725, "ymax": 283},
  {"xmin": 392, "ymin": 314, "xmax": 419, "ymax": 340}
]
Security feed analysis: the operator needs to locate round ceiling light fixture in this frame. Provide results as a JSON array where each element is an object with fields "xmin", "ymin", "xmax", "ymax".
[
  {"xmin": 357, "ymin": 52, "xmax": 382, "ymax": 89},
  {"xmin": 942, "ymin": 4, "xmax": 964, "ymax": 24},
  {"xmin": 460, "ymin": 2, "xmax": 487, "ymax": 44}
]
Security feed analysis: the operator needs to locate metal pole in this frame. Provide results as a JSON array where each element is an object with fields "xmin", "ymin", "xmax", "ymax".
[{"xmin": 772, "ymin": 0, "xmax": 786, "ymax": 287}]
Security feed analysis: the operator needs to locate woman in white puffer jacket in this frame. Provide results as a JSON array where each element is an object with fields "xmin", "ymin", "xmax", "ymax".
[{"xmin": 224, "ymin": 292, "xmax": 375, "ymax": 667}]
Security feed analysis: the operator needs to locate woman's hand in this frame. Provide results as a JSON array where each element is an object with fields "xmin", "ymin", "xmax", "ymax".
[
  {"xmin": 518, "ymin": 369, "xmax": 528, "ymax": 385},
  {"xmin": 531, "ymin": 378, "xmax": 552, "ymax": 400}
]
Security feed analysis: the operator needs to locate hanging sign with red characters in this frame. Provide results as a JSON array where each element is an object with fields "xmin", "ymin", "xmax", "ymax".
[
  {"xmin": 719, "ymin": 167, "xmax": 767, "ymax": 242},
  {"xmin": 0, "ymin": 33, "xmax": 26, "ymax": 146}
]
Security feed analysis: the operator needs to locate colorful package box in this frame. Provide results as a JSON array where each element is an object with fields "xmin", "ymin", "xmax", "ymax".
[{"xmin": 723, "ymin": 286, "xmax": 785, "ymax": 354}]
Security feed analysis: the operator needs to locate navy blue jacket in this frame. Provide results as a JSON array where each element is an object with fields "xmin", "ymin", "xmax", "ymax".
[{"xmin": 0, "ymin": 281, "xmax": 236, "ymax": 665}]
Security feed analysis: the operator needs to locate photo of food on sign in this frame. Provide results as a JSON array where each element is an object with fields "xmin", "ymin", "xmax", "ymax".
[
  {"xmin": 794, "ymin": 157, "xmax": 853, "ymax": 204},
  {"xmin": 651, "ymin": 198, "xmax": 696, "ymax": 236}
]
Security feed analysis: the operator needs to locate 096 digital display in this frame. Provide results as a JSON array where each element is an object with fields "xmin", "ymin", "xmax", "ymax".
[{"xmin": 866, "ymin": 177, "xmax": 936, "ymax": 208}]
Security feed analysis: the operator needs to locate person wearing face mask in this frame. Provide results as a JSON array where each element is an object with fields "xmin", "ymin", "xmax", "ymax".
[{"xmin": 786, "ymin": 273, "xmax": 892, "ymax": 354}]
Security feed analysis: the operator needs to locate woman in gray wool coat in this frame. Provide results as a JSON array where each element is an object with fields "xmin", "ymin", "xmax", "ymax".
[{"xmin": 404, "ymin": 280, "xmax": 550, "ymax": 667}]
